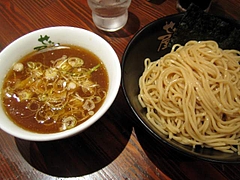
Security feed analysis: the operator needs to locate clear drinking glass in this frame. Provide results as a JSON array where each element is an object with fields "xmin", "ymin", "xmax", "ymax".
[{"xmin": 87, "ymin": 0, "xmax": 131, "ymax": 32}]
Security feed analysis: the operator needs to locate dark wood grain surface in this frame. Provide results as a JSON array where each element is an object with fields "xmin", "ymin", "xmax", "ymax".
[{"xmin": 0, "ymin": 0, "xmax": 240, "ymax": 179}]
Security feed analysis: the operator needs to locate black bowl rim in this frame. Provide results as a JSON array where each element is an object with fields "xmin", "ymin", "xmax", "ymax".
[{"xmin": 121, "ymin": 13, "xmax": 240, "ymax": 163}]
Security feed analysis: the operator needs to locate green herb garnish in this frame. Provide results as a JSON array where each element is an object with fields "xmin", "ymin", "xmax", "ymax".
[
  {"xmin": 34, "ymin": 35, "xmax": 59, "ymax": 51},
  {"xmin": 89, "ymin": 64, "xmax": 101, "ymax": 74}
]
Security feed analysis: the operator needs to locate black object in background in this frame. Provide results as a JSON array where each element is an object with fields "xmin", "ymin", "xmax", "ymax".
[{"xmin": 177, "ymin": 0, "xmax": 212, "ymax": 12}]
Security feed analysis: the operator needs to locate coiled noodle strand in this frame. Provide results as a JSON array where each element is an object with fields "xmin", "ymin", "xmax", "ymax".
[{"xmin": 138, "ymin": 40, "xmax": 240, "ymax": 154}]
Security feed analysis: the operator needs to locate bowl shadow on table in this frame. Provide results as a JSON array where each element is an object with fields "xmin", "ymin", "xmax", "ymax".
[
  {"xmin": 134, "ymin": 124, "xmax": 198, "ymax": 179},
  {"xmin": 100, "ymin": 12, "xmax": 140, "ymax": 38},
  {"xmin": 134, "ymin": 123, "xmax": 240, "ymax": 180},
  {"xmin": 15, "ymin": 89, "xmax": 134, "ymax": 177}
]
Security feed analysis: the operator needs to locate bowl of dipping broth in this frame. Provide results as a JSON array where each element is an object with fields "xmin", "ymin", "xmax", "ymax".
[{"xmin": 0, "ymin": 26, "xmax": 121, "ymax": 141}]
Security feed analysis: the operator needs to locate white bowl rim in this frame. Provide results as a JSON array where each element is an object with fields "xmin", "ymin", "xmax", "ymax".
[{"xmin": 0, "ymin": 26, "xmax": 121, "ymax": 141}]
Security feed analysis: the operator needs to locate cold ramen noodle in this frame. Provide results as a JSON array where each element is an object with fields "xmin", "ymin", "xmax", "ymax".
[
  {"xmin": 2, "ymin": 45, "xmax": 109, "ymax": 133},
  {"xmin": 138, "ymin": 40, "xmax": 240, "ymax": 154}
]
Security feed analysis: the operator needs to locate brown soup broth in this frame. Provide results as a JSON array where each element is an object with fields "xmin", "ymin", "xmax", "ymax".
[{"xmin": 2, "ymin": 45, "xmax": 109, "ymax": 133}]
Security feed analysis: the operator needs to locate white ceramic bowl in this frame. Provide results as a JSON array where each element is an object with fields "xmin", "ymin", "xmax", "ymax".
[{"xmin": 0, "ymin": 26, "xmax": 121, "ymax": 141}]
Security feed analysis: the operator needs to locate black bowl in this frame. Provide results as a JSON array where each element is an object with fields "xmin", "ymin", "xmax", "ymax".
[{"xmin": 122, "ymin": 13, "xmax": 240, "ymax": 163}]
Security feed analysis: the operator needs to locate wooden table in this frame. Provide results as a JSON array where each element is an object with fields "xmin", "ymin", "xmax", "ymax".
[{"xmin": 0, "ymin": 0, "xmax": 240, "ymax": 179}]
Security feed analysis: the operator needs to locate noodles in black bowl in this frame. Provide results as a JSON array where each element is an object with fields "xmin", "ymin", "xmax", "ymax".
[{"xmin": 122, "ymin": 7, "xmax": 240, "ymax": 163}]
